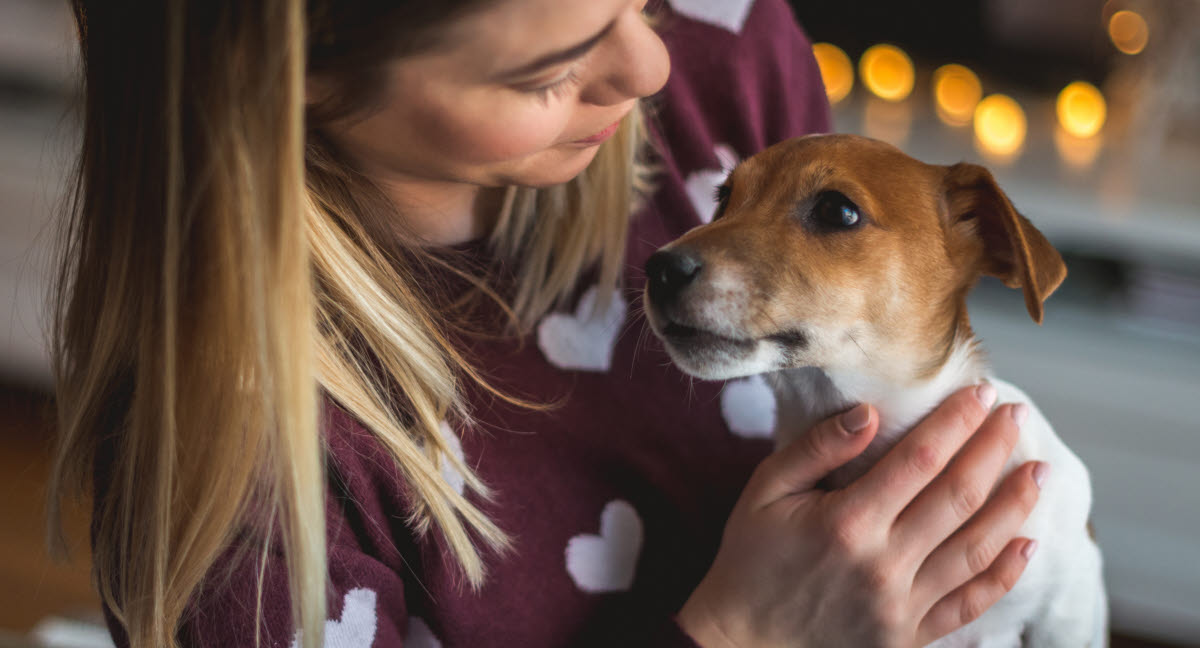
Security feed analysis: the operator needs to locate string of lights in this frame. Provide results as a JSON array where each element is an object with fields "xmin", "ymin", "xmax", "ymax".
[{"xmin": 809, "ymin": 5, "xmax": 1146, "ymax": 166}]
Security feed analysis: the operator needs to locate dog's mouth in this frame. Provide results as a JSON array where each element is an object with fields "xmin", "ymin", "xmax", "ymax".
[
  {"xmin": 648, "ymin": 307, "xmax": 811, "ymax": 379},
  {"xmin": 662, "ymin": 321, "xmax": 753, "ymax": 348},
  {"xmin": 659, "ymin": 320, "xmax": 807, "ymax": 352}
]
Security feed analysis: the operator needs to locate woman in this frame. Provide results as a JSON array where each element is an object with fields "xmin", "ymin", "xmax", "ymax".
[{"xmin": 48, "ymin": 0, "xmax": 1043, "ymax": 646}]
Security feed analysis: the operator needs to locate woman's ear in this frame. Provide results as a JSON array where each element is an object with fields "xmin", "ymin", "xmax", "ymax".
[{"xmin": 942, "ymin": 162, "xmax": 1067, "ymax": 324}]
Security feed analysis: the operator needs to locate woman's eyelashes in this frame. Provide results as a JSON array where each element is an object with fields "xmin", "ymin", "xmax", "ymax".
[{"xmin": 525, "ymin": 67, "xmax": 583, "ymax": 103}]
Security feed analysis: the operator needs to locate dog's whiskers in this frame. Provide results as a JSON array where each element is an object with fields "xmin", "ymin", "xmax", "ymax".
[{"xmin": 629, "ymin": 320, "xmax": 655, "ymax": 380}]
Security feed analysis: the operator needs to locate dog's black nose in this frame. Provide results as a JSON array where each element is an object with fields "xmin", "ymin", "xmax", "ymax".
[{"xmin": 645, "ymin": 249, "xmax": 703, "ymax": 305}]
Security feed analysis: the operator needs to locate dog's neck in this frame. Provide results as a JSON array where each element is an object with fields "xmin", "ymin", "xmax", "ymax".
[{"xmin": 769, "ymin": 330, "xmax": 989, "ymax": 489}]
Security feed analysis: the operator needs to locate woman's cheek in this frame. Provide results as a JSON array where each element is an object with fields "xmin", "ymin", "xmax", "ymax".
[
  {"xmin": 437, "ymin": 95, "xmax": 572, "ymax": 164},
  {"xmin": 383, "ymin": 61, "xmax": 576, "ymax": 167}
]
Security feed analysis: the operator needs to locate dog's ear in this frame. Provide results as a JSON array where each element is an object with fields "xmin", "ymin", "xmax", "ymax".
[{"xmin": 942, "ymin": 162, "xmax": 1066, "ymax": 324}]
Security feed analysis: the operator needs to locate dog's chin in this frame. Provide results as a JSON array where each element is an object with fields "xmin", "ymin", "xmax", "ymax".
[{"xmin": 663, "ymin": 344, "xmax": 763, "ymax": 380}]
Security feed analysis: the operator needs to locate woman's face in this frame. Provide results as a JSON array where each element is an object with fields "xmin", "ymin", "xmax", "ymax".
[{"xmin": 319, "ymin": 0, "xmax": 670, "ymax": 191}]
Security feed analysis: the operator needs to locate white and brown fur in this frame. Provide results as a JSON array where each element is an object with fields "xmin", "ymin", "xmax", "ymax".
[{"xmin": 643, "ymin": 134, "xmax": 1105, "ymax": 647}]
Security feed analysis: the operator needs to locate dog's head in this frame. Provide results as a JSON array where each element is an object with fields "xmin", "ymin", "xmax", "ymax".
[{"xmin": 643, "ymin": 134, "xmax": 1066, "ymax": 380}]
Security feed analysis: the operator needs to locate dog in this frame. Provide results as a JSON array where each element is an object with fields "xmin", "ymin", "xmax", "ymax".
[{"xmin": 643, "ymin": 134, "xmax": 1105, "ymax": 646}]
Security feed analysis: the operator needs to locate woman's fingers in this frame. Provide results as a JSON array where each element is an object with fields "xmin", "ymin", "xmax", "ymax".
[
  {"xmin": 751, "ymin": 403, "xmax": 878, "ymax": 506},
  {"xmin": 892, "ymin": 403, "xmax": 1025, "ymax": 556},
  {"xmin": 916, "ymin": 536, "xmax": 1036, "ymax": 645},
  {"xmin": 845, "ymin": 384, "xmax": 997, "ymax": 524},
  {"xmin": 911, "ymin": 460, "xmax": 1044, "ymax": 608}
]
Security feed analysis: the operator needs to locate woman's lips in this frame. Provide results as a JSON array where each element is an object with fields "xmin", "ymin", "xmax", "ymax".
[{"xmin": 572, "ymin": 120, "xmax": 620, "ymax": 146}]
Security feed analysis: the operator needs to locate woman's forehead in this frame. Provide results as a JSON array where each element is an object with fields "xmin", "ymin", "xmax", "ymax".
[{"xmin": 427, "ymin": 0, "xmax": 629, "ymax": 78}]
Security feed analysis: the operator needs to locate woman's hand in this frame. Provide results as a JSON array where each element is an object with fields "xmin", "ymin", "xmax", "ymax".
[{"xmin": 677, "ymin": 383, "xmax": 1044, "ymax": 648}]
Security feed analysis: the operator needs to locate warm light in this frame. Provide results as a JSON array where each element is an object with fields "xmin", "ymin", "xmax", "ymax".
[
  {"xmin": 1109, "ymin": 10, "xmax": 1149, "ymax": 55},
  {"xmin": 812, "ymin": 43, "xmax": 854, "ymax": 103},
  {"xmin": 933, "ymin": 64, "xmax": 982, "ymax": 126},
  {"xmin": 859, "ymin": 44, "xmax": 914, "ymax": 102},
  {"xmin": 1057, "ymin": 81, "xmax": 1107, "ymax": 138},
  {"xmin": 974, "ymin": 94, "xmax": 1026, "ymax": 160}
]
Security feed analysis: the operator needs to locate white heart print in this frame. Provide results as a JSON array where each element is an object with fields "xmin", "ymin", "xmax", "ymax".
[
  {"xmin": 436, "ymin": 421, "xmax": 466, "ymax": 496},
  {"xmin": 684, "ymin": 144, "xmax": 740, "ymax": 224},
  {"xmin": 291, "ymin": 588, "xmax": 377, "ymax": 648},
  {"xmin": 565, "ymin": 500, "xmax": 644, "ymax": 593},
  {"xmin": 537, "ymin": 285, "xmax": 627, "ymax": 372},
  {"xmin": 720, "ymin": 374, "xmax": 777, "ymax": 439},
  {"xmin": 670, "ymin": 0, "xmax": 756, "ymax": 33}
]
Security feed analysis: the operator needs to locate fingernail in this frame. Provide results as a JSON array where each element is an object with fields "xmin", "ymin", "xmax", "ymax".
[
  {"xmin": 1022, "ymin": 539, "xmax": 1039, "ymax": 560},
  {"xmin": 976, "ymin": 382, "xmax": 997, "ymax": 409},
  {"xmin": 1032, "ymin": 462, "xmax": 1050, "ymax": 489},
  {"xmin": 841, "ymin": 404, "xmax": 871, "ymax": 433},
  {"xmin": 1010, "ymin": 403, "xmax": 1029, "ymax": 427}
]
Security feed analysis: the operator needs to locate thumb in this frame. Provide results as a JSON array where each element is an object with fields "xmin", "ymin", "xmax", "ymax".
[{"xmin": 755, "ymin": 403, "xmax": 878, "ymax": 504}]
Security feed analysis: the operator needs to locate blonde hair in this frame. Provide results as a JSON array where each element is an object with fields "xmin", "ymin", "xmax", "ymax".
[{"xmin": 47, "ymin": 1, "xmax": 652, "ymax": 647}]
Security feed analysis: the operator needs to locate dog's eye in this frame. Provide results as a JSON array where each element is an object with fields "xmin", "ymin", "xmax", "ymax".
[{"xmin": 811, "ymin": 191, "xmax": 863, "ymax": 231}]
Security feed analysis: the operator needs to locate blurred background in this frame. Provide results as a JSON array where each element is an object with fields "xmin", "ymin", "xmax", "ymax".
[{"xmin": 1, "ymin": 0, "xmax": 1197, "ymax": 646}]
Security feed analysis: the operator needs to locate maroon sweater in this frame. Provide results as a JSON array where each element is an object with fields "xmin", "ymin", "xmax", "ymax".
[{"xmin": 101, "ymin": 1, "xmax": 830, "ymax": 646}]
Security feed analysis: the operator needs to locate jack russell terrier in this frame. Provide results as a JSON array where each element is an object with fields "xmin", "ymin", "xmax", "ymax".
[{"xmin": 643, "ymin": 134, "xmax": 1105, "ymax": 646}]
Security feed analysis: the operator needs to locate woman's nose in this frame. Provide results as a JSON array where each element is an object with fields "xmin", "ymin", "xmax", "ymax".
[{"xmin": 581, "ymin": 10, "xmax": 670, "ymax": 106}]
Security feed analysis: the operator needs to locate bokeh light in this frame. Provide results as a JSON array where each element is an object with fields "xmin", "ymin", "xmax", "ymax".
[
  {"xmin": 1109, "ymin": 10, "xmax": 1149, "ymax": 55},
  {"xmin": 812, "ymin": 43, "xmax": 854, "ymax": 104},
  {"xmin": 1057, "ymin": 81, "xmax": 1107, "ymax": 138},
  {"xmin": 974, "ymin": 94, "xmax": 1026, "ymax": 160},
  {"xmin": 933, "ymin": 64, "xmax": 983, "ymax": 126},
  {"xmin": 859, "ymin": 44, "xmax": 914, "ymax": 102}
]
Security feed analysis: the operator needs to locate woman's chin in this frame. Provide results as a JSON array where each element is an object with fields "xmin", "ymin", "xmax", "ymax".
[{"xmin": 502, "ymin": 145, "xmax": 601, "ymax": 188}]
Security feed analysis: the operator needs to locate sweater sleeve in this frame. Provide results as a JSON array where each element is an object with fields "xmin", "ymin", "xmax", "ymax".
[
  {"xmin": 180, "ymin": 528, "xmax": 414, "ymax": 648},
  {"xmin": 174, "ymin": 417, "xmax": 417, "ymax": 648},
  {"xmin": 99, "ymin": 504, "xmax": 415, "ymax": 648},
  {"xmin": 97, "ymin": 403, "xmax": 419, "ymax": 648}
]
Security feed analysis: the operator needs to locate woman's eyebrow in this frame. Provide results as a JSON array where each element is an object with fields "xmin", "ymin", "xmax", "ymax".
[{"xmin": 498, "ymin": 19, "xmax": 617, "ymax": 78}]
